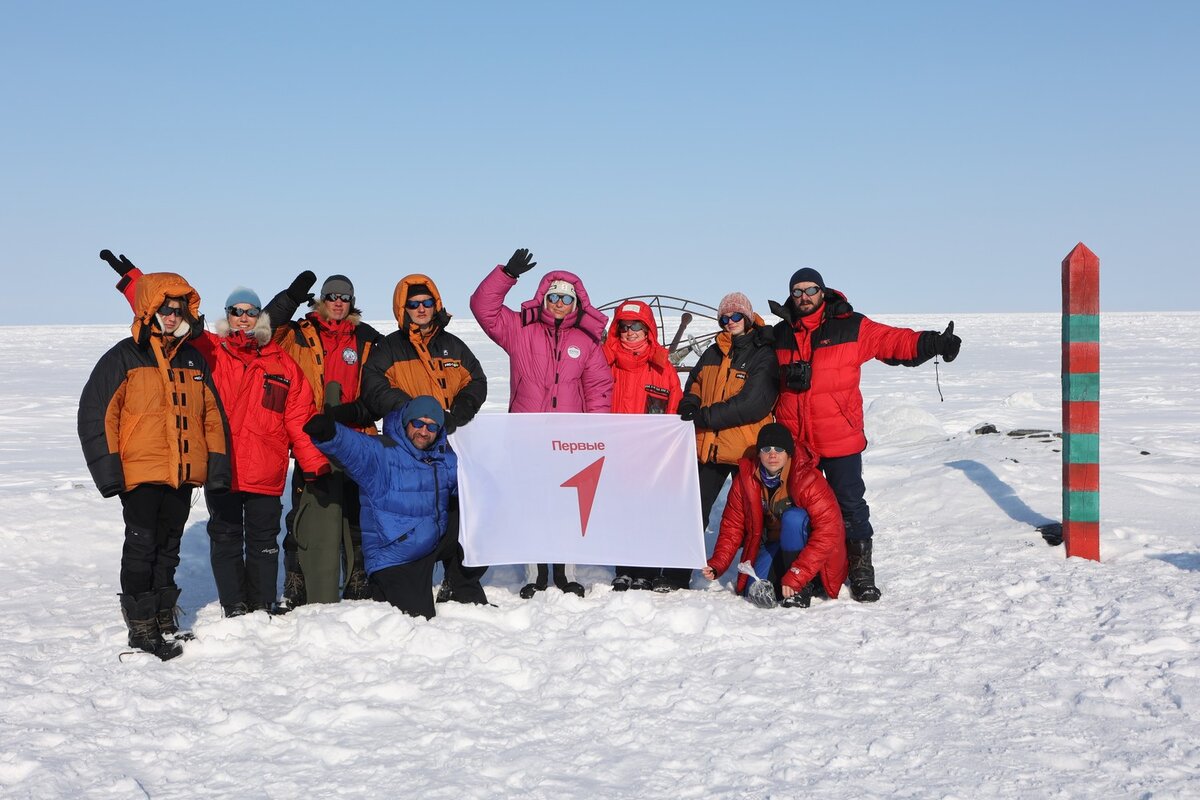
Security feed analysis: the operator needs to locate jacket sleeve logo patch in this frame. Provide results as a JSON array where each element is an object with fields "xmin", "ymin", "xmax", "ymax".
[{"xmin": 342, "ymin": 347, "xmax": 358, "ymax": 365}]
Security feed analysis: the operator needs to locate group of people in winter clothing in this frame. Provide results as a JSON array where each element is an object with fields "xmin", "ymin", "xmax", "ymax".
[{"xmin": 78, "ymin": 246, "xmax": 960, "ymax": 660}]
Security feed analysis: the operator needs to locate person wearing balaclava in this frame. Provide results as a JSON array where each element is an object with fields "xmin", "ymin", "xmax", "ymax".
[{"xmin": 470, "ymin": 248, "xmax": 613, "ymax": 599}]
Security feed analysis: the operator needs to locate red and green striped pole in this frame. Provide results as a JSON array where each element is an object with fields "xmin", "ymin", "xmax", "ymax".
[{"xmin": 1061, "ymin": 243, "xmax": 1100, "ymax": 561}]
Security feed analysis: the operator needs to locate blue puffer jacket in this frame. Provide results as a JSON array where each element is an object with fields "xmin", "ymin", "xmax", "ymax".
[{"xmin": 314, "ymin": 406, "xmax": 457, "ymax": 575}]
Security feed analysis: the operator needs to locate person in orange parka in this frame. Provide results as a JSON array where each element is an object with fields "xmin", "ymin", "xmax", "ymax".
[
  {"xmin": 703, "ymin": 423, "xmax": 848, "ymax": 608},
  {"xmin": 602, "ymin": 299, "xmax": 684, "ymax": 591},
  {"xmin": 79, "ymin": 270, "xmax": 230, "ymax": 660}
]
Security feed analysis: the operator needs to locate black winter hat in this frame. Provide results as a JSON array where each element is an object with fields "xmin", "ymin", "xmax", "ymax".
[
  {"xmin": 756, "ymin": 423, "xmax": 794, "ymax": 455},
  {"xmin": 406, "ymin": 283, "xmax": 432, "ymax": 300},
  {"xmin": 789, "ymin": 268, "xmax": 825, "ymax": 291}
]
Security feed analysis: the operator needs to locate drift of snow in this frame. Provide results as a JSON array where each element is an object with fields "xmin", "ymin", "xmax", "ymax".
[{"xmin": 1, "ymin": 312, "xmax": 1198, "ymax": 798}]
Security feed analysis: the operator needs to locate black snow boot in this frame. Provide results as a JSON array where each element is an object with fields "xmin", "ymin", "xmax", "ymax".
[
  {"xmin": 435, "ymin": 578, "xmax": 454, "ymax": 603},
  {"xmin": 120, "ymin": 592, "xmax": 183, "ymax": 661},
  {"xmin": 552, "ymin": 563, "xmax": 584, "ymax": 597},
  {"xmin": 342, "ymin": 547, "xmax": 371, "ymax": 601},
  {"xmin": 223, "ymin": 601, "xmax": 251, "ymax": 618},
  {"xmin": 281, "ymin": 550, "xmax": 306, "ymax": 610},
  {"xmin": 156, "ymin": 585, "xmax": 194, "ymax": 641},
  {"xmin": 520, "ymin": 563, "xmax": 549, "ymax": 599},
  {"xmin": 846, "ymin": 539, "xmax": 882, "ymax": 603}
]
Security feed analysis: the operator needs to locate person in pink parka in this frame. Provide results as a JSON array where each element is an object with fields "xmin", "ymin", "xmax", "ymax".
[{"xmin": 469, "ymin": 248, "xmax": 614, "ymax": 599}]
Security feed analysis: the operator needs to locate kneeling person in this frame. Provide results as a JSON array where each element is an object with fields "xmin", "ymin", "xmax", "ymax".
[
  {"xmin": 703, "ymin": 423, "xmax": 848, "ymax": 608},
  {"xmin": 303, "ymin": 396, "xmax": 456, "ymax": 619}
]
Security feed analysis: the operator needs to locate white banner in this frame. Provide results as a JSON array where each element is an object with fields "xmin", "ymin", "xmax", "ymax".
[{"xmin": 452, "ymin": 413, "xmax": 706, "ymax": 568}]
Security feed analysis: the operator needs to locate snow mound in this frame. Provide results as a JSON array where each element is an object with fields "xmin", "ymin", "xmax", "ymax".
[{"xmin": 865, "ymin": 397, "xmax": 945, "ymax": 446}]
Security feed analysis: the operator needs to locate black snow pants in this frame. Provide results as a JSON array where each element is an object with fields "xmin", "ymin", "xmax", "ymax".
[
  {"xmin": 205, "ymin": 489, "xmax": 284, "ymax": 609},
  {"xmin": 119, "ymin": 484, "xmax": 193, "ymax": 595}
]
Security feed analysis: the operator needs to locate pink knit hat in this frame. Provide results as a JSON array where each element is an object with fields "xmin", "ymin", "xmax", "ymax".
[{"xmin": 717, "ymin": 291, "xmax": 753, "ymax": 319}]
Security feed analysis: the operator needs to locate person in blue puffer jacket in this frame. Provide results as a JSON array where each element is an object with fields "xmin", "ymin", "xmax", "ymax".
[{"xmin": 303, "ymin": 395, "xmax": 457, "ymax": 618}]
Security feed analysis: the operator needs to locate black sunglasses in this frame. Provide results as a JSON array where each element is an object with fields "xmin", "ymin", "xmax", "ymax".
[
  {"xmin": 324, "ymin": 293, "xmax": 353, "ymax": 303},
  {"xmin": 719, "ymin": 312, "xmax": 746, "ymax": 326},
  {"xmin": 759, "ymin": 445, "xmax": 788, "ymax": 454},
  {"xmin": 406, "ymin": 298, "xmax": 436, "ymax": 310},
  {"xmin": 408, "ymin": 419, "xmax": 441, "ymax": 433},
  {"xmin": 546, "ymin": 293, "xmax": 575, "ymax": 305},
  {"xmin": 792, "ymin": 286, "xmax": 821, "ymax": 297},
  {"xmin": 157, "ymin": 304, "xmax": 184, "ymax": 318},
  {"xmin": 618, "ymin": 321, "xmax": 647, "ymax": 333},
  {"xmin": 227, "ymin": 306, "xmax": 261, "ymax": 318}
]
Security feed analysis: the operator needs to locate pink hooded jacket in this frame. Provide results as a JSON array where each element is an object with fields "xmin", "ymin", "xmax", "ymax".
[{"xmin": 470, "ymin": 266, "xmax": 613, "ymax": 413}]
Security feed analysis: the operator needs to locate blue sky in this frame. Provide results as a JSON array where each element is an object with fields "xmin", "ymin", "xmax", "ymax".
[{"xmin": 3, "ymin": 1, "xmax": 1196, "ymax": 325}]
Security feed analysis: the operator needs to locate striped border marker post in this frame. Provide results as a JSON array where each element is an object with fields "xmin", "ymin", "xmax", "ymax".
[{"xmin": 1062, "ymin": 243, "xmax": 1100, "ymax": 561}]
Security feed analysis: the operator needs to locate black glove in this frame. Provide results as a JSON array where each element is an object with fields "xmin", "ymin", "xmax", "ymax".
[
  {"xmin": 328, "ymin": 401, "xmax": 362, "ymax": 426},
  {"xmin": 935, "ymin": 321, "xmax": 961, "ymax": 362},
  {"xmin": 286, "ymin": 270, "xmax": 317, "ymax": 305},
  {"xmin": 442, "ymin": 409, "xmax": 459, "ymax": 435},
  {"xmin": 305, "ymin": 472, "xmax": 334, "ymax": 505},
  {"xmin": 679, "ymin": 404, "xmax": 698, "ymax": 422},
  {"xmin": 303, "ymin": 412, "xmax": 336, "ymax": 442},
  {"xmin": 99, "ymin": 249, "xmax": 137, "ymax": 277},
  {"xmin": 503, "ymin": 248, "xmax": 536, "ymax": 279}
]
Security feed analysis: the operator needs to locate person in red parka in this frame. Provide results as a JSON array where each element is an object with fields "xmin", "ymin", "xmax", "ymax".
[
  {"xmin": 703, "ymin": 423, "xmax": 847, "ymax": 608},
  {"xmin": 769, "ymin": 267, "xmax": 960, "ymax": 603},
  {"xmin": 602, "ymin": 299, "xmax": 684, "ymax": 591},
  {"xmin": 105, "ymin": 253, "xmax": 328, "ymax": 617}
]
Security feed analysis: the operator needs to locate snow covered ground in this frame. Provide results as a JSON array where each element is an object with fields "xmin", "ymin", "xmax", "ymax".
[{"xmin": 1, "ymin": 312, "xmax": 1198, "ymax": 798}]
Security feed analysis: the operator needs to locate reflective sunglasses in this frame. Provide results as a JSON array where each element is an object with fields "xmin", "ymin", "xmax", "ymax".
[
  {"xmin": 546, "ymin": 293, "xmax": 575, "ymax": 305},
  {"xmin": 759, "ymin": 445, "xmax": 788, "ymax": 454},
  {"xmin": 406, "ymin": 298, "xmax": 436, "ymax": 310},
  {"xmin": 324, "ymin": 292, "xmax": 353, "ymax": 303},
  {"xmin": 226, "ymin": 306, "xmax": 261, "ymax": 318},
  {"xmin": 157, "ymin": 304, "xmax": 184, "ymax": 318},
  {"xmin": 618, "ymin": 321, "xmax": 647, "ymax": 333},
  {"xmin": 792, "ymin": 286, "xmax": 822, "ymax": 297},
  {"xmin": 407, "ymin": 419, "xmax": 441, "ymax": 433},
  {"xmin": 719, "ymin": 312, "xmax": 746, "ymax": 326}
]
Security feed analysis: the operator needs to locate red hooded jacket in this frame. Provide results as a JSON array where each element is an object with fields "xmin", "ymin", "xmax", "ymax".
[{"xmin": 602, "ymin": 300, "xmax": 683, "ymax": 415}]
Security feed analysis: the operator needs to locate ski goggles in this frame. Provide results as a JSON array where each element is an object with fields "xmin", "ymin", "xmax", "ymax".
[
  {"xmin": 406, "ymin": 298, "xmax": 436, "ymax": 310},
  {"xmin": 719, "ymin": 312, "xmax": 746, "ymax": 326},
  {"xmin": 157, "ymin": 304, "xmax": 185, "ymax": 318},
  {"xmin": 226, "ymin": 306, "xmax": 262, "ymax": 318},
  {"xmin": 617, "ymin": 321, "xmax": 647, "ymax": 333},
  {"xmin": 323, "ymin": 292, "xmax": 353, "ymax": 303},
  {"xmin": 546, "ymin": 293, "xmax": 575, "ymax": 305},
  {"xmin": 759, "ymin": 445, "xmax": 788, "ymax": 454},
  {"xmin": 791, "ymin": 286, "xmax": 822, "ymax": 297},
  {"xmin": 407, "ymin": 419, "xmax": 441, "ymax": 433}
]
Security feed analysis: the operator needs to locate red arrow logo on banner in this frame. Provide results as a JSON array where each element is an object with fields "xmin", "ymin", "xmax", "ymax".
[{"xmin": 560, "ymin": 456, "xmax": 605, "ymax": 537}]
